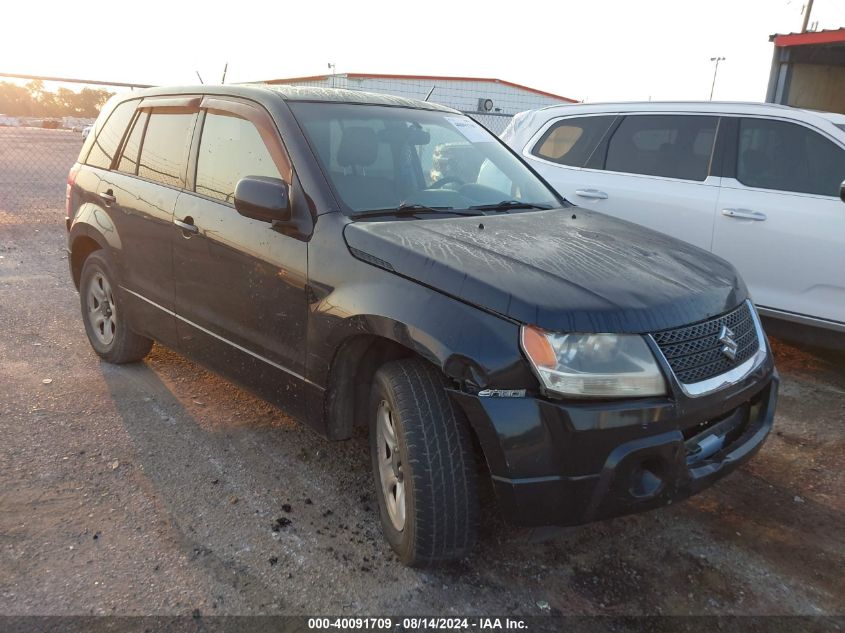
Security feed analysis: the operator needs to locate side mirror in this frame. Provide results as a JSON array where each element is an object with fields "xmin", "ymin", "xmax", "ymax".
[
  {"xmin": 234, "ymin": 176, "xmax": 290, "ymax": 223},
  {"xmin": 840, "ymin": 180, "xmax": 845, "ymax": 203}
]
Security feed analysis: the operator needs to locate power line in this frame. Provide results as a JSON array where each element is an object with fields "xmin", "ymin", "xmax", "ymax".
[{"xmin": 0, "ymin": 72, "xmax": 153, "ymax": 89}]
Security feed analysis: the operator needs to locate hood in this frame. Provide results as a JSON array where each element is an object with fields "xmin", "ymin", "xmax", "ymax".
[{"xmin": 343, "ymin": 208, "xmax": 748, "ymax": 334}]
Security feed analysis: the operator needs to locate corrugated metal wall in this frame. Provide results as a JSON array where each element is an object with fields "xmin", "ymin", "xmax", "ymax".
[{"xmin": 277, "ymin": 76, "xmax": 567, "ymax": 116}]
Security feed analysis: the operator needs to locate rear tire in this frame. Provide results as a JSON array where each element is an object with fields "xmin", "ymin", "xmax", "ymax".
[
  {"xmin": 369, "ymin": 358, "xmax": 479, "ymax": 566},
  {"xmin": 79, "ymin": 251, "xmax": 152, "ymax": 364}
]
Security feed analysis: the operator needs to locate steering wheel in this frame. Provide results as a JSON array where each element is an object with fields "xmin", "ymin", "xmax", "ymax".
[{"xmin": 429, "ymin": 176, "xmax": 465, "ymax": 189}]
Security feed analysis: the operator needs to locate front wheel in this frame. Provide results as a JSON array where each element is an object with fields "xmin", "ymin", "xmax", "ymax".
[
  {"xmin": 79, "ymin": 251, "xmax": 153, "ymax": 364},
  {"xmin": 369, "ymin": 358, "xmax": 479, "ymax": 566}
]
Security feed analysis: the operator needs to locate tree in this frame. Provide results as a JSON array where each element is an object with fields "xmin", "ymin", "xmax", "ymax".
[
  {"xmin": 0, "ymin": 81, "xmax": 35, "ymax": 116},
  {"xmin": 0, "ymin": 81, "xmax": 114, "ymax": 118}
]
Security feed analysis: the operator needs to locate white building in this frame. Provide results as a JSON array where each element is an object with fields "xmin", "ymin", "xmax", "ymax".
[{"xmin": 259, "ymin": 73, "xmax": 577, "ymax": 133}]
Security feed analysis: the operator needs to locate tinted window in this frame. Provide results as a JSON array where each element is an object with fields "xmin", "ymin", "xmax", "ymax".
[
  {"xmin": 85, "ymin": 100, "xmax": 137, "ymax": 169},
  {"xmin": 737, "ymin": 118, "xmax": 845, "ymax": 196},
  {"xmin": 605, "ymin": 115, "xmax": 717, "ymax": 181},
  {"xmin": 532, "ymin": 115, "xmax": 615, "ymax": 166},
  {"xmin": 195, "ymin": 111, "xmax": 288, "ymax": 203},
  {"xmin": 116, "ymin": 111, "xmax": 148, "ymax": 175},
  {"xmin": 137, "ymin": 109, "xmax": 196, "ymax": 188}
]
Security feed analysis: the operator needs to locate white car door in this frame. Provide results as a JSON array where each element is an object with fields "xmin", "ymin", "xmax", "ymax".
[
  {"xmin": 525, "ymin": 113, "xmax": 721, "ymax": 251},
  {"xmin": 713, "ymin": 116, "xmax": 845, "ymax": 327}
]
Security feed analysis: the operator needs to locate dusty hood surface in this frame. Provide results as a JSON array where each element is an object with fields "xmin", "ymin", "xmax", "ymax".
[{"xmin": 343, "ymin": 208, "xmax": 748, "ymax": 333}]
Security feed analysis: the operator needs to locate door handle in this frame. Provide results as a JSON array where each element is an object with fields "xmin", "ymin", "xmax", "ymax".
[
  {"xmin": 99, "ymin": 189, "xmax": 116, "ymax": 206},
  {"xmin": 574, "ymin": 188, "xmax": 609, "ymax": 200},
  {"xmin": 721, "ymin": 208, "xmax": 767, "ymax": 221},
  {"xmin": 174, "ymin": 217, "xmax": 199, "ymax": 234}
]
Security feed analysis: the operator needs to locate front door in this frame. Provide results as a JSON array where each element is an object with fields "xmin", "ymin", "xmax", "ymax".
[
  {"xmin": 172, "ymin": 97, "xmax": 311, "ymax": 419},
  {"xmin": 713, "ymin": 116, "xmax": 845, "ymax": 326}
]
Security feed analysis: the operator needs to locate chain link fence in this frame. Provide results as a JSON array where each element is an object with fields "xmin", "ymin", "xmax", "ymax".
[
  {"xmin": 464, "ymin": 111, "xmax": 513, "ymax": 136},
  {"xmin": 0, "ymin": 126, "xmax": 82, "ymax": 224}
]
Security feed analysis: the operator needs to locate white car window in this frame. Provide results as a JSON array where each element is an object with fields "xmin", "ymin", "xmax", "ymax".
[
  {"xmin": 531, "ymin": 115, "xmax": 616, "ymax": 167},
  {"xmin": 605, "ymin": 115, "xmax": 718, "ymax": 181},
  {"xmin": 737, "ymin": 118, "xmax": 845, "ymax": 197}
]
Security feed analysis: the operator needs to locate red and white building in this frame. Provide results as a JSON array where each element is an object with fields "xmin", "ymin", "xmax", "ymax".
[{"xmin": 257, "ymin": 73, "xmax": 577, "ymax": 133}]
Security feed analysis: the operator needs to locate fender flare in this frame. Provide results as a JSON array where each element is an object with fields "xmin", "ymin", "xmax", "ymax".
[{"xmin": 69, "ymin": 202, "xmax": 122, "ymax": 253}]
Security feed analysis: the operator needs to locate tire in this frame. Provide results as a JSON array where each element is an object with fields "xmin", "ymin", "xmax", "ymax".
[
  {"xmin": 79, "ymin": 251, "xmax": 153, "ymax": 364},
  {"xmin": 369, "ymin": 358, "xmax": 479, "ymax": 566}
]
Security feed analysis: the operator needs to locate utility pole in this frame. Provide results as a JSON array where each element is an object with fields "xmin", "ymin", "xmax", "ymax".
[
  {"xmin": 709, "ymin": 56, "xmax": 725, "ymax": 101},
  {"xmin": 327, "ymin": 62, "xmax": 336, "ymax": 88},
  {"xmin": 802, "ymin": 0, "xmax": 815, "ymax": 32}
]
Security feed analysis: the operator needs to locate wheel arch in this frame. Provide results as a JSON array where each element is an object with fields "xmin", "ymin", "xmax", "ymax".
[
  {"xmin": 322, "ymin": 333, "xmax": 415, "ymax": 441},
  {"xmin": 69, "ymin": 235, "xmax": 105, "ymax": 289},
  {"xmin": 68, "ymin": 204, "xmax": 121, "ymax": 289}
]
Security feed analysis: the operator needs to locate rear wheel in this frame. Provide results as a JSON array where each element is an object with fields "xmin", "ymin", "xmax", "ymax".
[
  {"xmin": 369, "ymin": 358, "xmax": 479, "ymax": 566},
  {"xmin": 80, "ymin": 251, "xmax": 152, "ymax": 364}
]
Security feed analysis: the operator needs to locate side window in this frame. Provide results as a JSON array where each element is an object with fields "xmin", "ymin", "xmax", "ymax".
[
  {"xmin": 605, "ymin": 115, "xmax": 718, "ymax": 181},
  {"xmin": 137, "ymin": 109, "xmax": 197, "ymax": 188},
  {"xmin": 116, "ymin": 111, "xmax": 148, "ymax": 175},
  {"xmin": 195, "ymin": 110, "xmax": 290, "ymax": 203},
  {"xmin": 737, "ymin": 118, "xmax": 845, "ymax": 196},
  {"xmin": 531, "ymin": 115, "xmax": 616, "ymax": 167},
  {"xmin": 85, "ymin": 100, "xmax": 137, "ymax": 170}
]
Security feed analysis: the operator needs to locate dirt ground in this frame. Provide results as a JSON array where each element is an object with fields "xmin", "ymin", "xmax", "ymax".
[{"xmin": 0, "ymin": 129, "xmax": 843, "ymax": 620}]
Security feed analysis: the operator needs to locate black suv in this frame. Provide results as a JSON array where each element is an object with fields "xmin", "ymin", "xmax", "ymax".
[{"xmin": 66, "ymin": 85, "xmax": 778, "ymax": 566}]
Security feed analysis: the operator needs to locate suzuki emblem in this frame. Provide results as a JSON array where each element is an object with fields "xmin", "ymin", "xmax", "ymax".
[{"xmin": 718, "ymin": 325, "xmax": 738, "ymax": 361}]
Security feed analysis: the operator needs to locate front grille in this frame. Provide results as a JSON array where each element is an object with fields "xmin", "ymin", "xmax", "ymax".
[{"xmin": 652, "ymin": 302, "xmax": 760, "ymax": 384}]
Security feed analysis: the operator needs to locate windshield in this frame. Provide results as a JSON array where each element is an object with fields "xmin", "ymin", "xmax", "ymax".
[{"xmin": 289, "ymin": 102, "xmax": 561, "ymax": 214}]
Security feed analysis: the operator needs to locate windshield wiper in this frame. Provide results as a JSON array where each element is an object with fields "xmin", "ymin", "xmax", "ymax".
[
  {"xmin": 468, "ymin": 200, "xmax": 554, "ymax": 211},
  {"xmin": 352, "ymin": 203, "xmax": 483, "ymax": 219}
]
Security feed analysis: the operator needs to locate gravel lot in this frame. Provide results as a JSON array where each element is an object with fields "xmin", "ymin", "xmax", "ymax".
[{"xmin": 0, "ymin": 129, "xmax": 843, "ymax": 622}]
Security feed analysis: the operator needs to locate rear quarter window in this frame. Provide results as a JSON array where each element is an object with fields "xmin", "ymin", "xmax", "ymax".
[
  {"xmin": 531, "ymin": 115, "xmax": 616, "ymax": 167},
  {"xmin": 83, "ymin": 99, "xmax": 138, "ymax": 170}
]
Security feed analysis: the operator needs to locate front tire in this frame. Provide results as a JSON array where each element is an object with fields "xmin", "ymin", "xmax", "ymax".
[
  {"xmin": 79, "ymin": 251, "xmax": 152, "ymax": 364},
  {"xmin": 369, "ymin": 358, "xmax": 479, "ymax": 566}
]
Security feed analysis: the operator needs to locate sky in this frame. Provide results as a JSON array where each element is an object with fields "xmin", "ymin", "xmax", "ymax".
[{"xmin": 3, "ymin": 0, "xmax": 845, "ymax": 102}]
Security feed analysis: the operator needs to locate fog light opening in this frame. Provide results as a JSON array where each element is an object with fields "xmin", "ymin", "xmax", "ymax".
[{"xmin": 629, "ymin": 459, "xmax": 665, "ymax": 499}]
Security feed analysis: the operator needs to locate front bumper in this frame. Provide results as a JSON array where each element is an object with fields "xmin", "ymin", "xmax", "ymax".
[{"xmin": 450, "ymin": 359, "xmax": 778, "ymax": 527}]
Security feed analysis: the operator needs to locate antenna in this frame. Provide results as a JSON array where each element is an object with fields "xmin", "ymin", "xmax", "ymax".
[
  {"xmin": 195, "ymin": 71, "xmax": 204, "ymax": 85},
  {"xmin": 425, "ymin": 85, "xmax": 436, "ymax": 102},
  {"xmin": 221, "ymin": 62, "xmax": 228, "ymax": 84},
  {"xmin": 709, "ymin": 56, "xmax": 726, "ymax": 101}
]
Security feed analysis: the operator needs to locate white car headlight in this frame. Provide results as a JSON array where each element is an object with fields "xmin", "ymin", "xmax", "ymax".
[{"xmin": 520, "ymin": 326, "xmax": 667, "ymax": 398}]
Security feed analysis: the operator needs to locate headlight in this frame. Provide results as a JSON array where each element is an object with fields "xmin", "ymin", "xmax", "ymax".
[{"xmin": 520, "ymin": 326, "xmax": 667, "ymax": 398}]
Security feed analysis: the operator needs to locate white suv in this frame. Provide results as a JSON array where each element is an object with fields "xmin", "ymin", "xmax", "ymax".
[{"xmin": 503, "ymin": 102, "xmax": 845, "ymax": 339}]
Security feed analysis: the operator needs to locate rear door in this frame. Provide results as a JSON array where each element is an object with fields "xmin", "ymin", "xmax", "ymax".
[
  {"xmin": 172, "ymin": 96, "xmax": 311, "ymax": 419},
  {"xmin": 713, "ymin": 116, "xmax": 845, "ymax": 326},
  {"xmin": 560, "ymin": 113, "xmax": 722, "ymax": 250},
  {"xmin": 95, "ymin": 96, "xmax": 199, "ymax": 345}
]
